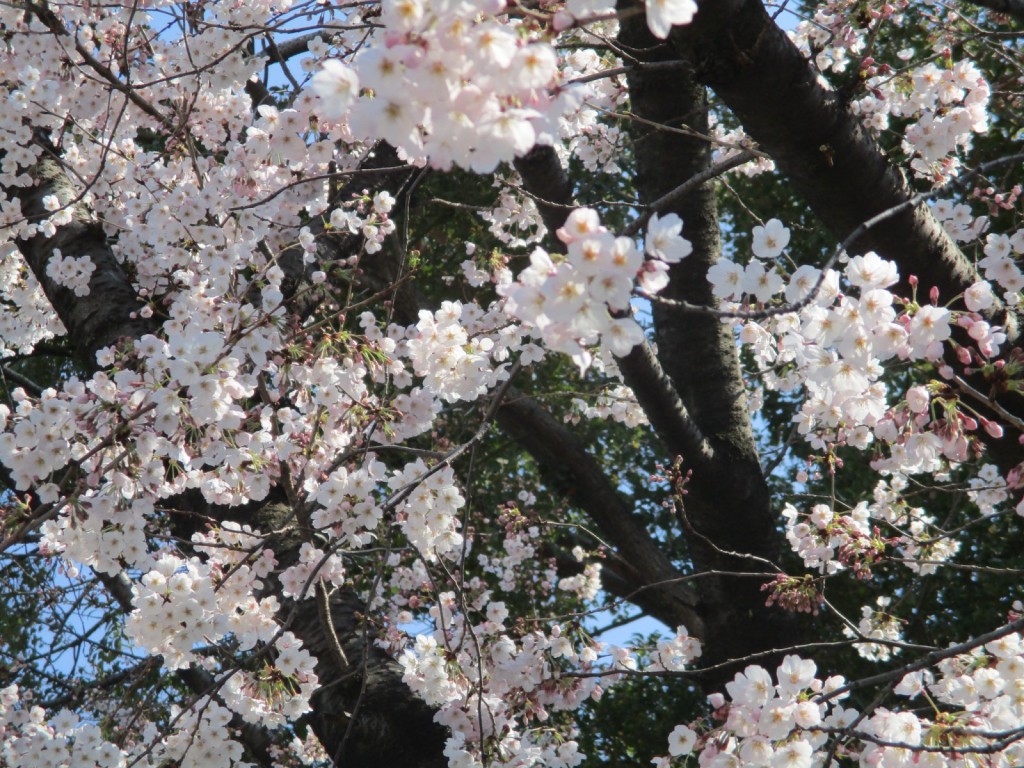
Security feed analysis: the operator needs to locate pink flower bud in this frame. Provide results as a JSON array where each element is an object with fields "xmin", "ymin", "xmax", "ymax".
[
  {"xmin": 982, "ymin": 419, "xmax": 1004, "ymax": 439},
  {"xmin": 1009, "ymin": 464, "xmax": 1023, "ymax": 487}
]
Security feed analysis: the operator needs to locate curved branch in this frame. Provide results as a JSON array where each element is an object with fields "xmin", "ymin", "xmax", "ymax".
[
  {"xmin": 14, "ymin": 135, "xmax": 155, "ymax": 367},
  {"xmin": 249, "ymin": 503, "xmax": 448, "ymax": 768},
  {"xmin": 512, "ymin": 131, "xmax": 716, "ymax": 472},
  {"xmin": 496, "ymin": 392, "xmax": 702, "ymax": 635},
  {"xmin": 958, "ymin": 0, "xmax": 1024, "ymax": 20},
  {"xmin": 672, "ymin": 0, "xmax": 1019, "ymax": 342},
  {"xmin": 616, "ymin": 11, "xmax": 804, "ymax": 687}
]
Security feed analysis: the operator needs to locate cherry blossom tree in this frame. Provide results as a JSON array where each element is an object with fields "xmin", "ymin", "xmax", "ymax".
[{"xmin": 1, "ymin": 1, "xmax": 1023, "ymax": 768}]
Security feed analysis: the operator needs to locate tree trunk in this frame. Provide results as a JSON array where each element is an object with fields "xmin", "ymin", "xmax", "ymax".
[{"xmin": 617, "ymin": 13, "xmax": 806, "ymax": 687}]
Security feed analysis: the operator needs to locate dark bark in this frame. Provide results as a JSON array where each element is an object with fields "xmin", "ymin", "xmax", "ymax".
[
  {"xmin": 253, "ymin": 503, "xmax": 449, "ymax": 768},
  {"xmin": 14, "ymin": 135, "xmax": 155, "ymax": 367},
  {"xmin": 510, "ymin": 143, "xmax": 716, "ymax": 471},
  {"xmin": 617, "ymin": 15, "xmax": 804, "ymax": 686},
  {"xmin": 662, "ymin": 0, "xmax": 1024, "ymax": 468},
  {"xmin": 672, "ymin": 0, "xmax": 1019, "ymax": 343},
  {"xmin": 496, "ymin": 393, "xmax": 702, "ymax": 634},
  {"xmin": 272, "ymin": 141, "xmax": 423, "ymax": 324},
  {"xmin": 10, "ymin": 144, "xmax": 448, "ymax": 768},
  {"xmin": 11, "ymin": 131, "xmax": 699, "ymax": 764},
  {"xmin": 292, "ymin": 589, "xmax": 448, "ymax": 768},
  {"xmin": 509, "ymin": 10, "xmax": 805, "ymax": 684},
  {"xmin": 513, "ymin": 145, "xmax": 576, "ymax": 238},
  {"xmin": 959, "ymin": 0, "xmax": 1024, "ymax": 20}
]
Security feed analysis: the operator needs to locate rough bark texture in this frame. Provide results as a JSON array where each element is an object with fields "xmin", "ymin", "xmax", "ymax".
[
  {"xmin": 253, "ymin": 503, "xmax": 449, "ymax": 768},
  {"xmin": 496, "ymin": 393, "xmax": 702, "ymax": 634},
  {"xmin": 291, "ymin": 589, "xmax": 448, "ymax": 768},
  {"xmin": 669, "ymin": 0, "xmax": 1023, "ymax": 466},
  {"xmin": 274, "ymin": 141, "xmax": 422, "ymax": 323},
  {"xmin": 616, "ymin": 14, "xmax": 804, "ymax": 685},
  {"xmin": 11, "ymin": 147, "xmax": 448, "ymax": 768},
  {"xmin": 8, "ymin": 2, "xmax": 1024, "ymax": 763},
  {"xmin": 513, "ymin": 145, "xmax": 575, "ymax": 238},
  {"xmin": 673, "ymin": 0, "xmax": 1018, "ymax": 342},
  {"xmin": 14, "ymin": 137, "xmax": 154, "ymax": 367},
  {"xmin": 12, "ymin": 135, "xmax": 702, "ymax": 766}
]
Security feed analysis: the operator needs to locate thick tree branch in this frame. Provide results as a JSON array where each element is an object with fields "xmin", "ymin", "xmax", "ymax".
[
  {"xmin": 272, "ymin": 142, "xmax": 423, "ymax": 322},
  {"xmin": 10, "ymin": 139, "xmax": 446, "ymax": 767},
  {"xmin": 14, "ymin": 135, "xmax": 154, "ymax": 367},
  {"xmin": 512, "ymin": 145, "xmax": 575, "ymax": 238},
  {"xmin": 511, "ymin": 134, "xmax": 717, "ymax": 472},
  {"xmin": 657, "ymin": 0, "xmax": 1024, "ymax": 472},
  {"xmin": 11, "ymin": 133, "xmax": 698, "ymax": 763},
  {"xmin": 958, "ymin": 0, "xmax": 1024, "ymax": 20},
  {"xmin": 614, "ymin": 342, "xmax": 715, "ymax": 465},
  {"xmin": 617, "ymin": 13, "xmax": 803, "ymax": 686},
  {"xmin": 284, "ymin": 143, "xmax": 706, "ymax": 634},
  {"xmin": 671, "ymin": 0, "xmax": 1019, "ymax": 343},
  {"xmin": 496, "ymin": 393, "xmax": 702, "ymax": 634},
  {"xmin": 251, "ymin": 502, "xmax": 449, "ymax": 768}
]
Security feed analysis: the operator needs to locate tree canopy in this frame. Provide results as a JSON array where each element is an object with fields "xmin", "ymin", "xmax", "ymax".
[{"xmin": 1, "ymin": 1, "xmax": 1023, "ymax": 767}]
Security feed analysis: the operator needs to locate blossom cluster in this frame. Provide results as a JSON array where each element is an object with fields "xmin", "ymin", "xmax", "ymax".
[
  {"xmin": 127, "ymin": 528, "xmax": 319, "ymax": 725},
  {"xmin": 781, "ymin": 469, "xmax": 976, "ymax": 588},
  {"xmin": 311, "ymin": 2, "xmax": 561, "ymax": 173},
  {"xmin": 395, "ymin": 585, "xmax": 702, "ymax": 768},
  {"xmin": 717, "ymin": 215, "xmax": 1013, "ymax": 478},
  {"xmin": 502, "ymin": 208, "xmax": 691, "ymax": 369},
  {"xmin": 0, "ymin": 251, "xmax": 63, "ymax": 355},
  {"xmin": 310, "ymin": 0, "xmax": 698, "ymax": 173},
  {"xmin": 478, "ymin": 183, "xmax": 548, "ymax": 250},
  {"xmin": 0, "ymin": 3, "xmax": 1020, "ymax": 768},
  {"xmin": 569, "ymin": 384, "xmax": 649, "ymax": 428},
  {"xmin": 654, "ymin": 629, "xmax": 1024, "ymax": 767},
  {"xmin": 782, "ymin": 501, "xmax": 881, "ymax": 577},
  {"xmin": 405, "ymin": 301, "xmax": 512, "ymax": 403},
  {"xmin": 44, "ymin": 250, "xmax": 95, "ymax": 297},
  {"xmin": 790, "ymin": 0, "xmax": 895, "ymax": 75},
  {"xmin": 977, "ymin": 230, "xmax": 1024, "ymax": 297},
  {"xmin": 842, "ymin": 596, "xmax": 905, "ymax": 662},
  {"xmin": 794, "ymin": 2, "xmax": 990, "ymax": 182},
  {"xmin": 0, "ymin": 684, "xmax": 245, "ymax": 768}
]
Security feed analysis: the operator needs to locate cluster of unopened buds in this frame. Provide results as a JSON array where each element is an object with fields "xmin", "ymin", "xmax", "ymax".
[
  {"xmin": 761, "ymin": 574, "xmax": 825, "ymax": 615},
  {"xmin": 973, "ymin": 183, "xmax": 1023, "ymax": 215},
  {"xmin": 874, "ymin": 385, "xmax": 989, "ymax": 472},
  {"xmin": 782, "ymin": 502, "xmax": 895, "ymax": 578}
]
